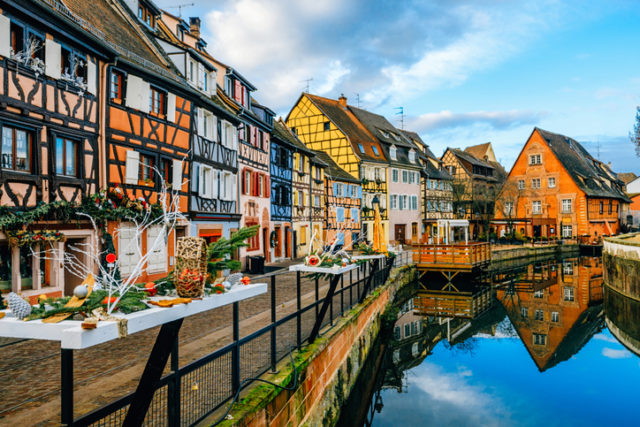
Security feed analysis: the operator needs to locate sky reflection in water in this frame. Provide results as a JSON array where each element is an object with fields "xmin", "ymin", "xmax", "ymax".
[{"xmin": 369, "ymin": 256, "xmax": 640, "ymax": 427}]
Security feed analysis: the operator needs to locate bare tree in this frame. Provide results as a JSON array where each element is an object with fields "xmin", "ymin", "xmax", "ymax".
[
  {"xmin": 630, "ymin": 106, "xmax": 640, "ymax": 157},
  {"xmin": 495, "ymin": 180, "xmax": 523, "ymax": 239}
]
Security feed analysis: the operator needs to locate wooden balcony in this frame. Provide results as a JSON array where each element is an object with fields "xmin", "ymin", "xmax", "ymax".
[
  {"xmin": 414, "ymin": 287, "xmax": 493, "ymax": 319},
  {"xmin": 411, "ymin": 242, "xmax": 490, "ymax": 272}
]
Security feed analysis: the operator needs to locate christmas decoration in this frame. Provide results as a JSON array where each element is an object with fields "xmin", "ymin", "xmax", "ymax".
[
  {"xmin": 241, "ymin": 276, "xmax": 251, "ymax": 286},
  {"xmin": 73, "ymin": 285, "xmax": 88, "ymax": 299},
  {"xmin": 6, "ymin": 293, "xmax": 32, "ymax": 320},
  {"xmin": 7, "ymin": 229, "xmax": 66, "ymax": 247}
]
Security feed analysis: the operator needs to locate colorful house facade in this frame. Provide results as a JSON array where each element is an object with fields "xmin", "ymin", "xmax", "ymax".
[
  {"xmin": 156, "ymin": 11, "xmax": 241, "ymax": 245},
  {"xmin": 313, "ymin": 152, "xmax": 361, "ymax": 249},
  {"xmin": 286, "ymin": 93, "xmax": 389, "ymax": 246},
  {"xmin": 270, "ymin": 120, "xmax": 294, "ymax": 261},
  {"xmin": 494, "ymin": 128, "xmax": 629, "ymax": 239},
  {"xmin": 0, "ymin": 0, "xmax": 106, "ymax": 297}
]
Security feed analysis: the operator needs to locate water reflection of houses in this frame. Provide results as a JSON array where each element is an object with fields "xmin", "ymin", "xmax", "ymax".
[{"xmin": 497, "ymin": 256, "xmax": 604, "ymax": 371}]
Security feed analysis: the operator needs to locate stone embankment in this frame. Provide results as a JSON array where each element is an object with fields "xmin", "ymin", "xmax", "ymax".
[
  {"xmin": 603, "ymin": 232, "xmax": 640, "ymax": 301},
  {"xmin": 207, "ymin": 264, "xmax": 417, "ymax": 427}
]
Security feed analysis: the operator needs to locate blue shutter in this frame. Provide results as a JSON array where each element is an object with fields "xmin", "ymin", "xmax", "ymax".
[
  {"xmin": 336, "ymin": 231, "xmax": 344, "ymax": 245},
  {"xmin": 336, "ymin": 207, "xmax": 345, "ymax": 223},
  {"xmin": 357, "ymin": 186, "xmax": 362, "ymax": 199},
  {"xmin": 333, "ymin": 183, "xmax": 338, "ymax": 197},
  {"xmin": 351, "ymin": 208, "xmax": 359, "ymax": 223}
]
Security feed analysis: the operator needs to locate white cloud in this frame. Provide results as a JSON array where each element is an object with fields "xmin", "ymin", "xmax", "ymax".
[
  {"xmin": 593, "ymin": 334, "xmax": 620, "ymax": 344},
  {"xmin": 602, "ymin": 348, "xmax": 632, "ymax": 359},
  {"xmin": 407, "ymin": 110, "xmax": 545, "ymax": 133}
]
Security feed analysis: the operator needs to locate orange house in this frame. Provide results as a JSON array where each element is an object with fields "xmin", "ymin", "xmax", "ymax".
[{"xmin": 494, "ymin": 128, "xmax": 629, "ymax": 240}]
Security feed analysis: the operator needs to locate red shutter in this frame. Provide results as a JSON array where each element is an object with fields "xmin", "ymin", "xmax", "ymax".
[
  {"xmin": 234, "ymin": 80, "xmax": 242, "ymax": 103},
  {"xmin": 253, "ymin": 172, "xmax": 259, "ymax": 196},
  {"xmin": 265, "ymin": 175, "xmax": 270, "ymax": 198},
  {"xmin": 241, "ymin": 168, "xmax": 247, "ymax": 195}
]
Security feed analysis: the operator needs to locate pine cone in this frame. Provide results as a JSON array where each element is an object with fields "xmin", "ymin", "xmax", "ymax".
[{"xmin": 7, "ymin": 292, "xmax": 32, "ymax": 320}]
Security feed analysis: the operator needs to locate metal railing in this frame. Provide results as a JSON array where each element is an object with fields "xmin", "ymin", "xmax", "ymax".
[{"xmin": 73, "ymin": 253, "xmax": 409, "ymax": 426}]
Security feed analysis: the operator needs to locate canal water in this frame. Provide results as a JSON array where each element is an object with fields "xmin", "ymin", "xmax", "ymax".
[{"xmin": 339, "ymin": 255, "xmax": 640, "ymax": 427}]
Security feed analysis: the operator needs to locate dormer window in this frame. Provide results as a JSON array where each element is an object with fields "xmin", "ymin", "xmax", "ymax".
[
  {"xmin": 138, "ymin": 4, "xmax": 155, "ymax": 28},
  {"xmin": 372, "ymin": 146, "xmax": 380, "ymax": 156},
  {"xmin": 408, "ymin": 150, "xmax": 416, "ymax": 163},
  {"xmin": 358, "ymin": 144, "xmax": 365, "ymax": 154},
  {"xmin": 389, "ymin": 145, "xmax": 397, "ymax": 161}
]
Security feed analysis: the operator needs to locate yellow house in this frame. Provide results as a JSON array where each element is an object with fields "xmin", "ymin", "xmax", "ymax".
[{"xmin": 286, "ymin": 93, "xmax": 389, "ymax": 245}]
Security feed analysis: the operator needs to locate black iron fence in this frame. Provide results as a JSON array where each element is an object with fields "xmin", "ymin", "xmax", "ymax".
[{"xmin": 73, "ymin": 252, "xmax": 411, "ymax": 426}]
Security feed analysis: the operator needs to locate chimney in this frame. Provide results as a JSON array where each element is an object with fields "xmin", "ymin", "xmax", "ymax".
[
  {"xmin": 608, "ymin": 161, "xmax": 612, "ymax": 168},
  {"xmin": 338, "ymin": 93, "xmax": 347, "ymax": 108},
  {"xmin": 189, "ymin": 17, "xmax": 201, "ymax": 38}
]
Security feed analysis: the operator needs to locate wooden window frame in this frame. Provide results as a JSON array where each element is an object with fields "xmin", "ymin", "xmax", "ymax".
[
  {"xmin": 149, "ymin": 86, "xmax": 167, "ymax": 117},
  {"xmin": 1, "ymin": 125, "xmax": 34, "ymax": 173},
  {"xmin": 110, "ymin": 69, "xmax": 125, "ymax": 102},
  {"xmin": 139, "ymin": 153, "xmax": 155, "ymax": 185},
  {"xmin": 54, "ymin": 136, "xmax": 80, "ymax": 178}
]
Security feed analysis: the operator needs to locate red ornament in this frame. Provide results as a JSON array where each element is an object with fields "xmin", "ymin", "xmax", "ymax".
[
  {"xmin": 102, "ymin": 296, "xmax": 118, "ymax": 305},
  {"xmin": 144, "ymin": 282, "xmax": 157, "ymax": 296},
  {"xmin": 106, "ymin": 253, "xmax": 116, "ymax": 263}
]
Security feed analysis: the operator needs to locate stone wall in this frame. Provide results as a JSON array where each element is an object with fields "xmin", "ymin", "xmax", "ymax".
[
  {"xmin": 213, "ymin": 265, "xmax": 418, "ymax": 427},
  {"xmin": 603, "ymin": 233, "xmax": 640, "ymax": 301}
]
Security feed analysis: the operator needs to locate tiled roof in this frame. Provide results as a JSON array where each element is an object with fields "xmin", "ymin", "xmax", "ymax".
[
  {"xmin": 312, "ymin": 151, "xmax": 359, "ymax": 183},
  {"xmin": 272, "ymin": 120, "xmax": 314, "ymax": 155},
  {"xmin": 618, "ymin": 172, "xmax": 638, "ymax": 185},
  {"xmin": 400, "ymin": 130, "xmax": 439, "ymax": 161},
  {"xmin": 424, "ymin": 160, "xmax": 453, "ymax": 181},
  {"xmin": 304, "ymin": 94, "xmax": 387, "ymax": 164},
  {"xmin": 348, "ymin": 106, "xmax": 414, "ymax": 148},
  {"xmin": 535, "ymin": 128, "xmax": 630, "ymax": 201},
  {"xmin": 464, "ymin": 142, "xmax": 493, "ymax": 161}
]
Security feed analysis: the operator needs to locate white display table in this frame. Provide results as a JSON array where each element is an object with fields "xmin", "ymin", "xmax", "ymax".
[
  {"xmin": 0, "ymin": 283, "xmax": 267, "ymax": 350},
  {"xmin": 352, "ymin": 254, "xmax": 387, "ymax": 261},
  {"xmin": 288, "ymin": 263, "xmax": 359, "ymax": 275}
]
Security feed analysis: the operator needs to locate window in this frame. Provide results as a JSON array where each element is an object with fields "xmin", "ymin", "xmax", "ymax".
[
  {"xmin": 518, "ymin": 180, "xmax": 525, "ymax": 190},
  {"xmin": 390, "ymin": 146, "xmax": 397, "ymax": 161},
  {"xmin": 138, "ymin": 4, "xmax": 155, "ymax": 27},
  {"xmin": 390, "ymin": 194, "xmax": 398, "ymax": 209},
  {"xmin": 358, "ymin": 144, "xmax": 365, "ymax": 153},
  {"xmin": 10, "ymin": 22, "xmax": 24, "ymax": 55},
  {"xmin": 548, "ymin": 177, "xmax": 556, "ymax": 188},
  {"xmin": 189, "ymin": 60, "xmax": 195, "ymax": 83},
  {"xmin": 257, "ymin": 174, "xmax": 264, "ymax": 197},
  {"xmin": 534, "ymin": 290, "xmax": 543, "ymax": 298},
  {"xmin": 408, "ymin": 150, "xmax": 416, "ymax": 163},
  {"xmin": 149, "ymin": 87, "xmax": 166, "ymax": 115},
  {"xmin": 562, "ymin": 199, "xmax": 572, "ymax": 213},
  {"xmin": 140, "ymin": 154, "xmax": 154, "ymax": 182},
  {"xmin": 533, "ymin": 333, "xmax": 547, "ymax": 345},
  {"xmin": 402, "ymin": 170, "xmax": 408, "ymax": 183},
  {"xmin": 551, "ymin": 312, "xmax": 559, "ymax": 323},
  {"xmin": 563, "ymin": 286, "xmax": 574, "ymax": 302},
  {"xmin": 410, "ymin": 195, "xmax": 418, "ymax": 210},
  {"xmin": 374, "ymin": 167, "xmax": 382, "ymax": 181},
  {"xmin": 1, "ymin": 126, "xmax": 33, "ymax": 172},
  {"xmin": 372, "ymin": 146, "xmax": 380, "ymax": 156},
  {"xmin": 55, "ymin": 137, "xmax": 78, "ymax": 177},
  {"xmin": 323, "ymin": 121, "xmax": 330, "ymax": 131},
  {"xmin": 532, "ymin": 200, "xmax": 541, "ymax": 214},
  {"xmin": 448, "ymin": 165, "xmax": 456, "ymax": 175},
  {"xmin": 504, "ymin": 202, "xmax": 513, "ymax": 215},
  {"xmin": 562, "ymin": 224, "xmax": 572, "ymax": 238},
  {"xmin": 399, "ymin": 195, "xmax": 408, "ymax": 210},
  {"xmin": 242, "ymin": 169, "xmax": 251, "ymax": 195},
  {"xmin": 534, "ymin": 309, "xmax": 544, "ymax": 320},
  {"xmin": 532, "ymin": 178, "xmax": 541, "ymax": 189},
  {"xmin": 563, "ymin": 262, "xmax": 573, "ymax": 275},
  {"xmin": 298, "ymin": 190, "xmax": 305, "ymax": 206},
  {"xmin": 521, "ymin": 307, "xmax": 528, "ymax": 318},
  {"xmin": 608, "ymin": 200, "xmax": 612, "ymax": 215},
  {"xmin": 599, "ymin": 201, "xmax": 603, "ymax": 214},
  {"xmin": 314, "ymin": 194, "xmax": 321, "ymax": 207},
  {"xmin": 160, "ymin": 158, "xmax": 172, "ymax": 184},
  {"xmin": 529, "ymin": 154, "xmax": 541, "ymax": 165},
  {"xmin": 9, "ymin": 24, "xmax": 45, "ymax": 68},
  {"xmin": 392, "ymin": 169, "xmax": 399, "ymax": 182},
  {"xmin": 111, "ymin": 70, "xmax": 124, "ymax": 101},
  {"xmin": 335, "ymin": 183, "xmax": 344, "ymax": 197}
]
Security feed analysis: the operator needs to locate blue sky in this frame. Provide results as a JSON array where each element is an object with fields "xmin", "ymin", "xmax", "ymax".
[{"xmin": 155, "ymin": 0, "xmax": 640, "ymax": 173}]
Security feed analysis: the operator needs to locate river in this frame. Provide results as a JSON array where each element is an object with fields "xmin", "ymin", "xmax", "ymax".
[{"xmin": 338, "ymin": 255, "xmax": 640, "ymax": 427}]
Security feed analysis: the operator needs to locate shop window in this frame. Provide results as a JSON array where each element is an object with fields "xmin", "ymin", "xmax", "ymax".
[
  {"xmin": 1, "ymin": 126, "xmax": 33, "ymax": 173},
  {"xmin": 55, "ymin": 136, "xmax": 79, "ymax": 177},
  {"xmin": 0, "ymin": 244, "xmax": 11, "ymax": 288}
]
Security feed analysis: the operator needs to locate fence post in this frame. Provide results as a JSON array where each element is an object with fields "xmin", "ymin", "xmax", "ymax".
[
  {"xmin": 168, "ymin": 335, "xmax": 180, "ymax": 426},
  {"xmin": 232, "ymin": 302, "xmax": 240, "ymax": 394},
  {"xmin": 296, "ymin": 271, "xmax": 302, "ymax": 350},
  {"xmin": 270, "ymin": 275, "xmax": 277, "ymax": 373},
  {"xmin": 340, "ymin": 274, "xmax": 344, "ymax": 315},
  {"xmin": 329, "ymin": 275, "xmax": 334, "ymax": 326},
  {"xmin": 349, "ymin": 270, "xmax": 353, "ymax": 308},
  {"xmin": 315, "ymin": 277, "xmax": 319, "ymax": 319},
  {"xmin": 61, "ymin": 349, "xmax": 73, "ymax": 427}
]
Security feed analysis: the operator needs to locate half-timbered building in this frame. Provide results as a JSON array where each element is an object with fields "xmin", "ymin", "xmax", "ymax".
[
  {"xmin": 155, "ymin": 11, "xmax": 240, "ymax": 245},
  {"xmin": 286, "ymin": 93, "xmax": 389, "ymax": 246},
  {"xmin": 313, "ymin": 152, "xmax": 361, "ymax": 249},
  {"xmin": 402, "ymin": 131, "xmax": 454, "ymax": 242},
  {"xmin": 494, "ymin": 128, "xmax": 629, "ymax": 240},
  {"xmin": 0, "ymin": 0, "xmax": 107, "ymax": 297},
  {"xmin": 270, "ymin": 120, "xmax": 294, "ymax": 261},
  {"xmin": 348, "ymin": 107, "xmax": 421, "ymax": 244},
  {"xmin": 218, "ymin": 73, "xmax": 273, "ymax": 267},
  {"xmin": 101, "ymin": 0, "xmax": 194, "ymax": 283}
]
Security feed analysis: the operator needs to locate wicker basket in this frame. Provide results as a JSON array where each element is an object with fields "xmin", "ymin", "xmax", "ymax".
[{"xmin": 175, "ymin": 237, "xmax": 207, "ymax": 298}]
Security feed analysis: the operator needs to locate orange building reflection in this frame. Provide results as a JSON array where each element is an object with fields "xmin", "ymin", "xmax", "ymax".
[{"xmin": 497, "ymin": 256, "xmax": 604, "ymax": 371}]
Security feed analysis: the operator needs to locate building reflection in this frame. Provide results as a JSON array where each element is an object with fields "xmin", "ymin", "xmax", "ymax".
[{"xmin": 496, "ymin": 256, "xmax": 604, "ymax": 371}]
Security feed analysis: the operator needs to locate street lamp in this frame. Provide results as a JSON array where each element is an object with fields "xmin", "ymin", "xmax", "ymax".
[{"xmin": 372, "ymin": 194, "xmax": 380, "ymax": 209}]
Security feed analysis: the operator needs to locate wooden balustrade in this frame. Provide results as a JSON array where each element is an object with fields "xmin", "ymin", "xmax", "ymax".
[{"xmin": 410, "ymin": 242, "xmax": 490, "ymax": 271}]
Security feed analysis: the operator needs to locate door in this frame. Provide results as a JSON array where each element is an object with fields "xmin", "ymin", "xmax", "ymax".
[
  {"xmin": 394, "ymin": 224, "xmax": 406, "ymax": 244},
  {"xmin": 284, "ymin": 226, "xmax": 291, "ymax": 258},
  {"xmin": 64, "ymin": 238, "xmax": 87, "ymax": 295},
  {"xmin": 274, "ymin": 225, "xmax": 281, "ymax": 258}
]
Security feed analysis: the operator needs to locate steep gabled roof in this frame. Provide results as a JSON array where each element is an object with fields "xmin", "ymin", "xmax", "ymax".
[
  {"xmin": 535, "ymin": 128, "xmax": 630, "ymax": 201},
  {"xmin": 312, "ymin": 151, "xmax": 359, "ymax": 183},
  {"xmin": 424, "ymin": 160, "xmax": 453, "ymax": 181},
  {"xmin": 348, "ymin": 106, "xmax": 414, "ymax": 148},
  {"xmin": 400, "ymin": 130, "xmax": 439, "ymax": 161},
  {"xmin": 618, "ymin": 172, "xmax": 638, "ymax": 185},
  {"xmin": 303, "ymin": 94, "xmax": 386, "ymax": 163},
  {"xmin": 445, "ymin": 148, "xmax": 499, "ymax": 182},
  {"xmin": 464, "ymin": 142, "xmax": 496, "ymax": 162},
  {"xmin": 272, "ymin": 119, "xmax": 314, "ymax": 155}
]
